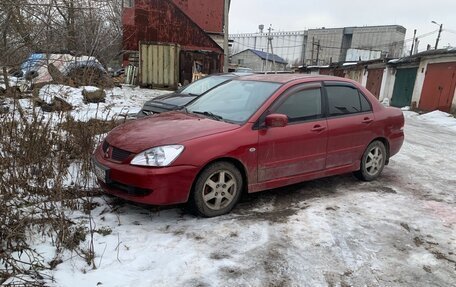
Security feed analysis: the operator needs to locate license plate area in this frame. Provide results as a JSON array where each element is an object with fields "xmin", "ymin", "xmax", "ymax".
[{"xmin": 92, "ymin": 159, "xmax": 110, "ymax": 183}]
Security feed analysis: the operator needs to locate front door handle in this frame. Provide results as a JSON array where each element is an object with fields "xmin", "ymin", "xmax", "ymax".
[
  {"xmin": 362, "ymin": 117, "xmax": 373, "ymax": 124},
  {"xmin": 311, "ymin": 125, "xmax": 326, "ymax": 132}
]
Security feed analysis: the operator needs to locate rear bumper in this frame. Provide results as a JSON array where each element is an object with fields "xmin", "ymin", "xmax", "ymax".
[
  {"xmin": 93, "ymin": 151, "xmax": 199, "ymax": 205},
  {"xmin": 389, "ymin": 130, "xmax": 404, "ymax": 158}
]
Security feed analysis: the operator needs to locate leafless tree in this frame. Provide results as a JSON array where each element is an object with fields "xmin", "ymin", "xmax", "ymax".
[{"xmin": 0, "ymin": 0, "xmax": 124, "ymax": 68}]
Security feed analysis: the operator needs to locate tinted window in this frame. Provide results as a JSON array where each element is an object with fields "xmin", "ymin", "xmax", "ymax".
[
  {"xmin": 326, "ymin": 86, "xmax": 370, "ymax": 116},
  {"xmin": 275, "ymin": 88, "xmax": 322, "ymax": 122},
  {"xmin": 360, "ymin": 93, "xmax": 372, "ymax": 112}
]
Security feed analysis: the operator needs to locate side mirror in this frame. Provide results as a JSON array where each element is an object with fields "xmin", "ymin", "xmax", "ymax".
[{"xmin": 265, "ymin": 114, "xmax": 288, "ymax": 128}]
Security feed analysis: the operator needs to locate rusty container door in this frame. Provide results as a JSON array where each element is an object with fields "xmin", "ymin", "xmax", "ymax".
[
  {"xmin": 139, "ymin": 42, "xmax": 180, "ymax": 89},
  {"xmin": 419, "ymin": 62, "xmax": 456, "ymax": 112},
  {"xmin": 366, "ymin": 68, "xmax": 384, "ymax": 99}
]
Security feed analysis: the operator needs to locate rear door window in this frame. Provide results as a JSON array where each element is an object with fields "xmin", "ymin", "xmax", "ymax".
[{"xmin": 326, "ymin": 85, "xmax": 372, "ymax": 116}]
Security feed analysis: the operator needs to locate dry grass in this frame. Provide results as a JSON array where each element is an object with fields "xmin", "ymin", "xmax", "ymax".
[{"xmin": 0, "ymin": 95, "xmax": 123, "ymax": 285}]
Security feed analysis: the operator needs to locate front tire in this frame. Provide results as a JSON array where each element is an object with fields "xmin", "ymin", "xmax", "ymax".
[
  {"xmin": 354, "ymin": 141, "xmax": 387, "ymax": 181},
  {"xmin": 190, "ymin": 162, "xmax": 243, "ymax": 217}
]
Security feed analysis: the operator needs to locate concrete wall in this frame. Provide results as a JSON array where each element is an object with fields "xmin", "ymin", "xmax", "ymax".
[
  {"xmin": 305, "ymin": 28, "xmax": 345, "ymax": 66},
  {"xmin": 231, "ymin": 50, "xmax": 287, "ymax": 72},
  {"xmin": 230, "ymin": 31, "xmax": 306, "ymax": 67},
  {"xmin": 453, "ymin": 88, "xmax": 456, "ymax": 113},
  {"xmin": 351, "ymin": 26, "xmax": 406, "ymax": 58},
  {"xmin": 230, "ymin": 25, "xmax": 406, "ymax": 67},
  {"xmin": 379, "ymin": 67, "xmax": 396, "ymax": 102}
]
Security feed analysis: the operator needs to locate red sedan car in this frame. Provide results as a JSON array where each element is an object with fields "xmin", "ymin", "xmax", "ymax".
[{"xmin": 93, "ymin": 74, "xmax": 404, "ymax": 217}]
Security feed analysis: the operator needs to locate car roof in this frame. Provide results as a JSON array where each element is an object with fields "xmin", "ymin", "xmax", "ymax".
[
  {"xmin": 236, "ymin": 74, "xmax": 351, "ymax": 84},
  {"xmin": 207, "ymin": 72, "xmax": 253, "ymax": 78}
]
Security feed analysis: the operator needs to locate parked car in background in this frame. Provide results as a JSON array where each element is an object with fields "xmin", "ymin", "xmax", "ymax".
[
  {"xmin": 11, "ymin": 53, "xmax": 110, "ymax": 90},
  {"xmin": 110, "ymin": 68, "xmax": 125, "ymax": 77},
  {"xmin": 136, "ymin": 73, "xmax": 251, "ymax": 117},
  {"xmin": 235, "ymin": 67, "xmax": 253, "ymax": 73},
  {"xmin": 93, "ymin": 74, "xmax": 404, "ymax": 217}
]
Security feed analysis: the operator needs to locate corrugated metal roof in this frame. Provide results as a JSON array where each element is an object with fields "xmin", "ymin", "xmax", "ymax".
[{"xmin": 246, "ymin": 49, "xmax": 288, "ymax": 64}]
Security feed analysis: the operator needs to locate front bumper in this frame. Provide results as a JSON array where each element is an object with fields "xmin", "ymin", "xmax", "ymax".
[{"xmin": 93, "ymin": 150, "xmax": 199, "ymax": 205}]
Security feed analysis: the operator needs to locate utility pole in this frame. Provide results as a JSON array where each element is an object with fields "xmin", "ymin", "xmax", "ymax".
[
  {"xmin": 264, "ymin": 28, "xmax": 270, "ymax": 73},
  {"xmin": 223, "ymin": 0, "xmax": 230, "ymax": 72},
  {"xmin": 410, "ymin": 29, "xmax": 417, "ymax": 56},
  {"xmin": 414, "ymin": 38, "xmax": 419, "ymax": 54},
  {"xmin": 435, "ymin": 24, "xmax": 443, "ymax": 49},
  {"xmin": 267, "ymin": 25, "xmax": 276, "ymax": 73},
  {"xmin": 316, "ymin": 40, "xmax": 321, "ymax": 66},
  {"xmin": 264, "ymin": 25, "xmax": 274, "ymax": 74},
  {"xmin": 431, "ymin": 21, "xmax": 443, "ymax": 50},
  {"xmin": 270, "ymin": 38, "xmax": 277, "ymax": 74},
  {"xmin": 311, "ymin": 37, "xmax": 315, "ymax": 65}
]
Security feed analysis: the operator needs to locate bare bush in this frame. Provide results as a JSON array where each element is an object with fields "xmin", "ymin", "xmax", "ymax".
[
  {"xmin": 0, "ymin": 0, "xmax": 124, "ymax": 67},
  {"xmin": 0, "ymin": 97, "xmax": 121, "ymax": 285}
]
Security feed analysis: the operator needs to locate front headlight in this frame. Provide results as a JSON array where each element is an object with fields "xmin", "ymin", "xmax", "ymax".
[{"xmin": 131, "ymin": 145, "xmax": 184, "ymax": 167}]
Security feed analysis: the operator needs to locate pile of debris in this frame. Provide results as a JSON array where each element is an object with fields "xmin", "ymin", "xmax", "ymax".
[
  {"xmin": 1, "ymin": 52, "xmax": 116, "ymax": 113},
  {"xmin": 3, "ymin": 52, "xmax": 113, "ymax": 94},
  {"xmin": 36, "ymin": 85, "xmax": 106, "ymax": 112}
]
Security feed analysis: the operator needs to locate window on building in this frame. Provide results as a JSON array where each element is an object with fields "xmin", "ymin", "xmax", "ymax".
[
  {"xmin": 326, "ymin": 85, "xmax": 372, "ymax": 116},
  {"xmin": 238, "ymin": 59, "xmax": 244, "ymax": 65}
]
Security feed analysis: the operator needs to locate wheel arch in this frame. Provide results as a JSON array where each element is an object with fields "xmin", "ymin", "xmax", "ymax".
[{"xmin": 189, "ymin": 157, "xmax": 249, "ymax": 200}]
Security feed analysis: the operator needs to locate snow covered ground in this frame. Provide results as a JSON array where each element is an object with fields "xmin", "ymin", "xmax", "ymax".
[
  {"xmin": 9, "ymin": 84, "xmax": 171, "ymax": 122},
  {"xmin": 4, "ymin": 99, "xmax": 456, "ymax": 286}
]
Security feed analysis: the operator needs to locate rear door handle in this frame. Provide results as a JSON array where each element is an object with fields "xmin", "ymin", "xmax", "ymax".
[
  {"xmin": 311, "ymin": 125, "xmax": 326, "ymax": 132},
  {"xmin": 362, "ymin": 117, "xmax": 373, "ymax": 124}
]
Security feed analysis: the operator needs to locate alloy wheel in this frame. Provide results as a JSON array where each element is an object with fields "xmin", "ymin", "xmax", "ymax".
[
  {"xmin": 365, "ymin": 146, "xmax": 384, "ymax": 176},
  {"xmin": 202, "ymin": 170, "xmax": 237, "ymax": 210}
]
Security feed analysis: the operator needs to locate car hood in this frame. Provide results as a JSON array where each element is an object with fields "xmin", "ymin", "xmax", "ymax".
[
  {"xmin": 144, "ymin": 92, "xmax": 198, "ymax": 108},
  {"xmin": 105, "ymin": 112, "xmax": 239, "ymax": 153}
]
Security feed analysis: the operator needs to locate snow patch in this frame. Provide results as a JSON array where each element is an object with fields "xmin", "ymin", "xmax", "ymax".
[{"xmin": 417, "ymin": 110, "xmax": 456, "ymax": 131}]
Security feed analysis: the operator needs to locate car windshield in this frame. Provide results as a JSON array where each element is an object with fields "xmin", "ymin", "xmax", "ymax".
[
  {"xmin": 180, "ymin": 75, "xmax": 232, "ymax": 96},
  {"xmin": 186, "ymin": 80, "xmax": 281, "ymax": 124}
]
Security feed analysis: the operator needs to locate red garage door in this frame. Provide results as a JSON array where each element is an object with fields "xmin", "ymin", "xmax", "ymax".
[
  {"xmin": 366, "ymin": 68, "xmax": 384, "ymax": 99},
  {"xmin": 419, "ymin": 62, "xmax": 456, "ymax": 112}
]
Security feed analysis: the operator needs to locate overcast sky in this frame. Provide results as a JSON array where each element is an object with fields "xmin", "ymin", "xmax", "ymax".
[{"xmin": 229, "ymin": 0, "xmax": 456, "ymax": 52}]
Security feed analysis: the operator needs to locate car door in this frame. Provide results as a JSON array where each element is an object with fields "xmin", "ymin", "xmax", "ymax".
[
  {"xmin": 257, "ymin": 83, "xmax": 328, "ymax": 182},
  {"xmin": 324, "ymin": 82, "xmax": 375, "ymax": 169}
]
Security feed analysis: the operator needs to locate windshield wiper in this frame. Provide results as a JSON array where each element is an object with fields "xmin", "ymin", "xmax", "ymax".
[
  {"xmin": 180, "ymin": 92, "xmax": 201, "ymax": 97},
  {"xmin": 192, "ymin": 111, "xmax": 224, "ymax": 121}
]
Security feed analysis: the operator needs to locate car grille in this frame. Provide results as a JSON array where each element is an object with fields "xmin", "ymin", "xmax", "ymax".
[
  {"xmin": 102, "ymin": 140, "xmax": 133, "ymax": 162},
  {"xmin": 111, "ymin": 147, "xmax": 132, "ymax": 161}
]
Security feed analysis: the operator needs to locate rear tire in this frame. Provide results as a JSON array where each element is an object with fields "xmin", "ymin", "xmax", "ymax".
[
  {"xmin": 189, "ymin": 162, "xmax": 243, "ymax": 217},
  {"xmin": 354, "ymin": 141, "xmax": 386, "ymax": 181}
]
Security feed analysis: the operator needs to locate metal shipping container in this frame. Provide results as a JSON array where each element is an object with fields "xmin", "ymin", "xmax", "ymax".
[{"xmin": 139, "ymin": 42, "xmax": 180, "ymax": 89}]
